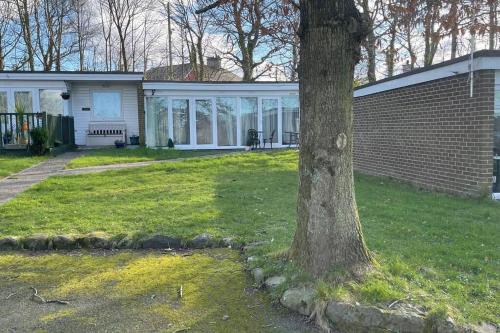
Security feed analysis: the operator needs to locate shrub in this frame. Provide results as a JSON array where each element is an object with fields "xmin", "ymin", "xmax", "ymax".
[{"xmin": 30, "ymin": 127, "xmax": 48, "ymax": 155}]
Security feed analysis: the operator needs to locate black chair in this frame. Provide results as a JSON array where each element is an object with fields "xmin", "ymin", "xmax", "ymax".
[
  {"xmin": 247, "ymin": 129, "xmax": 260, "ymax": 149},
  {"xmin": 263, "ymin": 130, "xmax": 275, "ymax": 149}
]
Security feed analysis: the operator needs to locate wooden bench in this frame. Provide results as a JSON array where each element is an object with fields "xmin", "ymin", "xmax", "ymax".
[{"xmin": 86, "ymin": 123, "xmax": 127, "ymax": 146}]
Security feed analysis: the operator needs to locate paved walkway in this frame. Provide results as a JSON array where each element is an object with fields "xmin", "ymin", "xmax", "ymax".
[
  {"xmin": 0, "ymin": 151, "xmax": 242, "ymax": 205},
  {"xmin": 0, "ymin": 152, "xmax": 85, "ymax": 205}
]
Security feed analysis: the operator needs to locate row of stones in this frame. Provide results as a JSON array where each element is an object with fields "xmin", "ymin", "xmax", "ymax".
[
  {"xmin": 248, "ymin": 264, "xmax": 495, "ymax": 333},
  {"xmin": 0, "ymin": 233, "xmax": 240, "ymax": 251}
]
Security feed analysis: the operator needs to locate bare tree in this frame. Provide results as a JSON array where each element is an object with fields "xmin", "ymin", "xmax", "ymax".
[
  {"xmin": 13, "ymin": 0, "xmax": 35, "ymax": 70},
  {"xmin": 0, "ymin": 1, "xmax": 21, "ymax": 70}
]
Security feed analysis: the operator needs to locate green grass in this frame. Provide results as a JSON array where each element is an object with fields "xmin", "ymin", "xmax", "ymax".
[
  {"xmin": 0, "ymin": 150, "xmax": 498, "ymax": 324},
  {"xmin": 0, "ymin": 152, "xmax": 48, "ymax": 178},
  {"xmin": 66, "ymin": 147, "xmax": 238, "ymax": 169}
]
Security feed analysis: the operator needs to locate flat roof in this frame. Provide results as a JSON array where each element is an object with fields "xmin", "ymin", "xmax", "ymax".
[
  {"xmin": 0, "ymin": 71, "xmax": 144, "ymax": 81},
  {"xmin": 354, "ymin": 50, "xmax": 500, "ymax": 97},
  {"xmin": 142, "ymin": 81, "xmax": 298, "ymax": 91}
]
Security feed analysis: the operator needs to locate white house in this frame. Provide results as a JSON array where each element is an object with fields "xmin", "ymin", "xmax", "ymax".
[{"xmin": 0, "ymin": 72, "xmax": 143, "ymax": 146}]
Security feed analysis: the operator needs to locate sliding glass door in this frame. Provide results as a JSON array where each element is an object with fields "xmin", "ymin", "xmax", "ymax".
[
  {"xmin": 217, "ymin": 97, "xmax": 237, "ymax": 146},
  {"xmin": 146, "ymin": 96, "xmax": 168, "ymax": 147},
  {"xmin": 262, "ymin": 98, "xmax": 278, "ymax": 144},
  {"xmin": 196, "ymin": 99, "xmax": 213, "ymax": 145},
  {"xmin": 172, "ymin": 99, "xmax": 190, "ymax": 145},
  {"xmin": 240, "ymin": 97, "xmax": 258, "ymax": 146},
  {"xmin": 282, "ymin": 96, "xmax": 299, "ymax": 144}
]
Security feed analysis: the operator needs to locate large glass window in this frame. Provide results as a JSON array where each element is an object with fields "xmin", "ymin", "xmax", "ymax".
[
  {"xmin": 282, "ymin": 96, "xmax": 300, "ymax": 144},
  {"xmin": 146, "ymin": 96, "xmax": 168, "ymax": 147},
  {"xmin": 40, "ymin": 90, "xmax": 63, "ymax": 115},
  {"xmin": 93, "ymin": 91, "xmax": 121, "ymax": 119},
  {"xmin": 14, "ymin": 91, "xmax": 33, "ymax": 113},
  {"xmin": 217, "ymin": 97, "xmax": 237, "ymax": 146},
  {"xmin": 240, "ymin": 97, "xmax": 258, "ymax": 146},
  {"xmin": 262, "ymin": 98, "xmax": 278, "ymax": 144},
  {"xmin": 196, "ymin": 99, "xmax": 213, "ymax": 145},
  {"xmin": 494, "ymin": 89, "xmax": 500, "ymax": 154},
  {"xmin": 173, "ymin": 99, "xmax": 190, "ymax": 145},
  {"xmin": 0, "ymin": 91, "xmax": 6, "ymax": 113}
]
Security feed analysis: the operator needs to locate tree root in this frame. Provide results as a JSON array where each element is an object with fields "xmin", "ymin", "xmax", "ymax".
[{"xmin": 30, "ymin": 287, "xmax": 69, "ymax": 305}]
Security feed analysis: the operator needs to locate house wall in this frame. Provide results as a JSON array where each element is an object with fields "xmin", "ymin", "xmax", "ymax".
[
  {"xmin": 71, "ymin": 82, "xmax": 140, "ymax": 145},
  {"xmin": 353, "ymin": 70, "xmax": 495, "ymax": 196}
]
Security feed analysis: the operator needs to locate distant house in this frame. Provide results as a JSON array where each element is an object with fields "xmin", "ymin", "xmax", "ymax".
[{"xmin": 145, "ymin": 56, "xmax": 241, "ymax": 82}]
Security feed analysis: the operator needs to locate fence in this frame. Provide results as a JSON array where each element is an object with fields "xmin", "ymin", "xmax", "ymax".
[{"xmin": 0, "ymin": 112, "xmax": 74, "ymax": 149}]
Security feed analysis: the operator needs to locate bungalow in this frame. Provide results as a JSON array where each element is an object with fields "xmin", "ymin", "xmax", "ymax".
[{"xmin": 0, "ymin": 50, "xmax": 499, "ymax": 197}]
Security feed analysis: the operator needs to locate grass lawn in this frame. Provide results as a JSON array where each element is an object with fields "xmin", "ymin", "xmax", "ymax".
[
  {"xmin": 0, "ymin": 152, "xmax": 48, "ymax": 178},
  {"xmin": 0, "ymin": 249, "xmax": 315, "ymax": 332},
  {"xmin": 65, "ymin": 147, "xmax": 238, "ymax": 169},
  {"xmin": 0, "ymin": 150, "xmax": 498, "ymax": 324}
]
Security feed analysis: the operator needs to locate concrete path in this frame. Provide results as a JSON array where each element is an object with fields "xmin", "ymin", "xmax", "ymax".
[{"xmin": 0, "ymin": 152, "xmax": 84, "ymax": 205}]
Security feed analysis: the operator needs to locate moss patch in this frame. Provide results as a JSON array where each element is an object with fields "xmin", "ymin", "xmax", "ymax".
[{"xmin": 0, "ymin": 249, "xmax": 316, "ymax": 332}]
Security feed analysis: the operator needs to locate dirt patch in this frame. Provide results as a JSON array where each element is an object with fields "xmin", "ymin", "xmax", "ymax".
[{"xmin": 0, "ymin": 249, "xmax": 319, "ymax": 333}]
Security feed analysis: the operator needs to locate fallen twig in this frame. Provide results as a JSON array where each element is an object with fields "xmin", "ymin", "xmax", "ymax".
[
  {"xmin": 30, "ymin": 287, "xmax": 69, "ymax": 305},
  {"xmin": 5, "ymin": 292, "xmax": 16, "ymax": 300}
]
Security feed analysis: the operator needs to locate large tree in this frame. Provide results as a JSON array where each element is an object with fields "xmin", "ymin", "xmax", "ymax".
[{"xmin": 198, "ymin": 0, "xmax": 372, "ymax": 278}]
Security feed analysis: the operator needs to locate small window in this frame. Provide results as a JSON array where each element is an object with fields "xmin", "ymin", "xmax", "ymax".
[
  {"xmin": 14, "ymin": 91, "xmax": 33, "ymax": 113},
  {"xmin": 93, "ymin": 91, "xmax": 121, "ymax": 120}
]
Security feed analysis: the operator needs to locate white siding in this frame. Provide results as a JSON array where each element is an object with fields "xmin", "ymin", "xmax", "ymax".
[{"xmin": 71, "ymin": 82, "xmax": 139, "ymax": 145}]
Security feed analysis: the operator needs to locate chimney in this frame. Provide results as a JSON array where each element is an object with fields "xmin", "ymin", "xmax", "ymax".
[
  {"xmin": 402, "ymin": 60, "xmax": 411, "ymax": 73},
  {"xmin": 207, "ymin": 56, "xmax": 221, "ymax": 69}
]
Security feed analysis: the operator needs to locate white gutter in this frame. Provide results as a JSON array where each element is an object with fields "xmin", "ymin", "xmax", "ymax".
[
  {"xmin": 142, "ymin": 81, "xmax": 299, "ymax": 91},
  {"xmin": 0, "ymin": 72, "xmax": 144, "ymax": 81}
]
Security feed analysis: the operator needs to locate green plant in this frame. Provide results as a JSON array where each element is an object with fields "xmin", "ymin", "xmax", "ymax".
[
  {"xmin": 167, "ymin": 138, "xmax": 175, "ymax": 149},
  {"xmin": 14, "ymin": 102, "xmax": 26, "ymax": 136},
  {"xmin": 30, "ymin": 127, "xmax": 48, "ymax": 155}
]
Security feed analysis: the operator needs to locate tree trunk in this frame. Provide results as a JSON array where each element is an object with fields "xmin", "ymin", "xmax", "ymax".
[
  {"xmin": 167, "ymin": 2, "xmax": 173, "ymax": 79},
  {"xmin": 290, "ymin": 0, "xmax": 372, "ymax": 278},
  {"xmin": 361, "ymin": 0, "xmax": 376, "ymax": 82}
]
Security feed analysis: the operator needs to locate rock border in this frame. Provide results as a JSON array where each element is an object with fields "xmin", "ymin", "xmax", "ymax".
[
  {"xmin": 244, "ymin": 254, "xmax": 497, "ymax": 333},
  {"xmin": 0, "ymin": 233, "xmax": 242, "ymax": 252}
]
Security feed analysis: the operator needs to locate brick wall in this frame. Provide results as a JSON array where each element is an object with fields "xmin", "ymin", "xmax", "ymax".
[
  {"xmin": 137, "ymin": 84, "xmax": 145, "ymax": 145},
  {"xmin": 353, "ymin": 70, "xmax": 495, "ymax": 196}
]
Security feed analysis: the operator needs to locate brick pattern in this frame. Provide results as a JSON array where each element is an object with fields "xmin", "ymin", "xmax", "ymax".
[
  {"xmin": 353, "ymin": 70, "xmax": 495, "ymax": 196},
  {"xmin": 137, "ymin": 84, "xmax": 145, "ymax": 145}
]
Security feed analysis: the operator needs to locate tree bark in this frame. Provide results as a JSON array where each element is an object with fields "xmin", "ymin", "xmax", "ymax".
[
  {"xmin": 290, "ymin": 0, "xmax": 372, "ymax": 278},
  {"xmin": 489, "ymin": 0, "xmax": 497, "ymax": 50}
]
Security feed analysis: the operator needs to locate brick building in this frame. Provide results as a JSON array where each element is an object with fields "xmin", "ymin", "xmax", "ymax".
[{"xmin": 353, "ymin": 50, "xmax": 500, "ymax": 197}]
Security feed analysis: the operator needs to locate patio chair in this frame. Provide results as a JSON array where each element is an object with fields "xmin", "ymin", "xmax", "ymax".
[
  {"xmin": 263, "ymin": 130, "xmax": 276, "ymax": 149},
  {"xmin": 247, "ymin": 129, "xmax": 260, "ymax": 149}
]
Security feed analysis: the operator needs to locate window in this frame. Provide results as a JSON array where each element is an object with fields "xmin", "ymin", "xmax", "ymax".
[
  {"xmin": 14, "ymin": 91, "xmax": 33, "ymax": 113},
  {"xmin": 146, "ymin": 97, "xmax": 168, "ymax": 147},
  {"xmin": 217, "ymin": 97, "xmax": 237, "ymax": 146},
  {"xmin": 196, "ymin": 99, "xmax": 213, "ymax": 145},
  {"xmin": 0, "ymin": 91, "xmax": 6, "ymax": 113},
  {"xmin": 262, "ymin": 98, "xmax": 278, "ymax": 143},
  {"xmin": 40, "ymin": 90, "xmax": 63, "ymax": 115},
  {"xmin": 240, "ymin": 97, "xmax": 258, "ymax": 146},
  {"xmin": 282, "ymin": 96, "xmax": 300, "ymax": 144},
  {"xmin": 173, "ymin": 99, "xmax": 190, "ymax": 144},
  {"xmin": 494, "ymin": 89, "xmax": 500, "ymax": 154},
  {"xmin": 93, "ymin": 91, "xmax": 121, "ymax": 119}
]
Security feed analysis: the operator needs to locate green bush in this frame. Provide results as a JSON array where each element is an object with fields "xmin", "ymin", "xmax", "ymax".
[{"xmin": 30, "ymin": 127, "xmax": 49, "ymax": 155}]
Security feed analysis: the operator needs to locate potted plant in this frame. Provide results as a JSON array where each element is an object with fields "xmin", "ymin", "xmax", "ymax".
[
  {"xmin": 14, "ymin": 102, "xmax": 28, "ymax": 144},
  {"xmin": 3, "ymin": 130, "xmax": 12, "ymax": 145},
  {"xmin": 129, "ymin": 134, "xmax": 139, "ymax": 145},
  {"xmin": 114, "ymin": 139, "xmax": 126, "ymax": 148}
]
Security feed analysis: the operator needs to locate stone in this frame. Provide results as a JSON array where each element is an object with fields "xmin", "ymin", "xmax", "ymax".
[
  {"xmin": 246, "ymin": 256, "xmax": 258, "ymax": 263},
  {"xmin": 115, "ymin": 237, "xmax": 135, "ymax": 249},
  {"xmin": 264, "ymin": 276, "xmax": 286, "ymax": 289},
  {"xmin": 469, "ymin": 322, "xmax": 498, "ymax": 333},
  {"xmin": 23, "ymin": 234, "xmax": 50, "ymax": 251},
  {"xmin": 0, "ymin": 237, "xmax": 21, "ymax": 250},
  {"xmin": 222, "ymin": 237, "xmax": 236, "ymax": 248},
  {"xmin": 280, "ymin": 287, "xmax": 315, "ymax": 316},
  {"xmin": 326, "ymin": 301, "xmax": 426, "ymax": 333},
  {"xmin": 242, "ymin": 241, "xmax": 269, "ymax": 252},
  {"xmin": 52, "ymin": 235, "xmax": 77, "ymax": 250},
  {"xmin": 141, "ymin": 235, "xmax": 181, "ymax": 249},
  {"xmin": 190, "ymin": 233, "xmax": 213, "ymax": 249},
  {"xmin": 252, "ymin": 268, "xmax": 265, "ymax": 286},
  {"xmin": 79, "ymin": 233, "xmax": 111, "ymax": 249}
]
